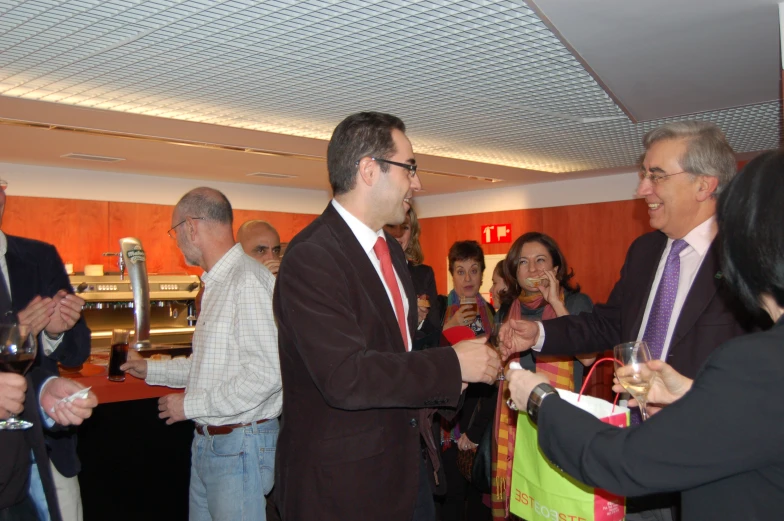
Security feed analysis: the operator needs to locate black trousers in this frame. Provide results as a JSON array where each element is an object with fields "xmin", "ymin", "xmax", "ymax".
[
  {"xmin": 0, "ymin": 496, "xmax": 39, "ymax": 521},
  {"xmin": 412, "ymin": 457, "xmax": 437, "ymax": 521}
]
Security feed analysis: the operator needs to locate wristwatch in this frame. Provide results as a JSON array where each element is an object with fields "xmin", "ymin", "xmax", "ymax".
[{"xmin": 527, "ymin": 383, "xmax": 559, "ymax": 425}]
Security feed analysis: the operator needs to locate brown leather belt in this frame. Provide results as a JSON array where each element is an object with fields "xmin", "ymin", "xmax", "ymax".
[{"xmin": 195, "ymin": 418, "xmax": 270, "ymax": 436}]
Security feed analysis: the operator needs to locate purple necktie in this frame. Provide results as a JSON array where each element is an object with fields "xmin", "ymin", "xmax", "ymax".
[{"xmin": 632, "ymin": 239, "xmax": 688, "ymax": 424}]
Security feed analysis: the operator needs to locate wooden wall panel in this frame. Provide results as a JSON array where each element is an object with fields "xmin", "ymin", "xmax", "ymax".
[
  {"xmin": 232, "ymin": 209, "xmax": 318, "ymax": 243},
  {"xmin": 541, "ymin": 199, "xmax": 653, "ymax": 303},
  {"xmin": 419, "ymin": 209, "xmax": 544, "ymax": 294},
  {"xmin": 3, "ymin": 196, "xmax": 109, "ymax": 271}
]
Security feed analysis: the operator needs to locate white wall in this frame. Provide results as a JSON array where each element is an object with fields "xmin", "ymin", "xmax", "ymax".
[{"xmin": 2, "ymin": 161, "xmax": 640, "ymax": 218}]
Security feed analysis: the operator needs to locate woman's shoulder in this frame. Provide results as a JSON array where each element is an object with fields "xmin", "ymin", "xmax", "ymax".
[{"xmin": 564, "ymin": 291, "xmax": 593, "ymax": 314}]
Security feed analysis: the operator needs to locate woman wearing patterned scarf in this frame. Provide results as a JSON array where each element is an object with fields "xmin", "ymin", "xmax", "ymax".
[
  {"xmin": 491, "ymin": 232, "xmax": 596, "ymax": 520},
  {"xmin": 436, "ymin": 240, "xmax": 497, "ymax": 520}
]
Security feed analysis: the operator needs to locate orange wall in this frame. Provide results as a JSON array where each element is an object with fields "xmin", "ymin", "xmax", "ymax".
[
  {"xmin": 419, "ymin": 198, "xmax": 653, "ymax": 303},
  {"xmin": 3, "ymin": 195, "xmax": 317, "ymax": 275}
]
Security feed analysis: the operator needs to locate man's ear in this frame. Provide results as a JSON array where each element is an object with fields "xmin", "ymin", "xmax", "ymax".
[
  {"xmin": 356, "ymin": 157, "xmax": 377, "ymax": 187},
  {"xmin": 696, "ymin": 175, "xmax": 719, "ymax": 202}
]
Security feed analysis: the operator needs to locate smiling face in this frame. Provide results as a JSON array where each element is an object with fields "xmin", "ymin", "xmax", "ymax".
[
  {"xmin": 451, "ymin": 258, "xmax": 483, "ymax": 299},
  {"xmin": 373, "ymin": 129, "xmax": 421, "ymax": 226},
  {"xmin": 637, "ymin": 138, "xmax": 713, "ymax": 239},
  {"xmin": 517, "ymin": 241, "xmax": 556, "ymax": 292}
]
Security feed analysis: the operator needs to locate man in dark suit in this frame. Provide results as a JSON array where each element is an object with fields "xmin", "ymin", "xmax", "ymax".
[
  {"xmin": 273, "ymin": 112, "xmax": 501, "ymax": 521},
  {"xmin": 500, "ymin": 121, "xmax": 755, "ymax": 521},
  {"xmin": 0, "ymin": 369, "xmax": 98, "ymax": 521},
  {"xmin": 0, "ymin": 180, "xmax": 90, "ymax": 521}
]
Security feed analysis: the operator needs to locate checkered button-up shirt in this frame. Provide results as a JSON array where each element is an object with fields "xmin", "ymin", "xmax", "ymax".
[{"xmin": 146, "ymin": 243, "xmax": 282, "ymax": 425}]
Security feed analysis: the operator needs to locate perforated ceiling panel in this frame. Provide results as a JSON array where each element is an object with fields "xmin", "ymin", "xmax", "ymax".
[{"xmin": 0, "ymin": 0, "xmax": 779, "ymax": 173}]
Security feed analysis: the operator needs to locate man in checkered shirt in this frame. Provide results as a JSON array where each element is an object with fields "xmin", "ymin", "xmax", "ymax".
[{"xmin": 123, "ymin": 187, "xmax": 282, "ymax": 521}]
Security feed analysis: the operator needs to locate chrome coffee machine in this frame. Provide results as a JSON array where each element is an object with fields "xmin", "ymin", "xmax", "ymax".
[{"xmin": 70, "ymin": 237, "xmax": 201, "ymax": 351}]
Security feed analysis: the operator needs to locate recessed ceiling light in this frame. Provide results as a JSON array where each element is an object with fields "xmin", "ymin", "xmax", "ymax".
[
  {"xmin": 246, "ymin": 172, "xmax": 299, "ymax": 179},
  {"xmin": 61, "ymin": 153, "xmax": 125, "ymax": 162}
]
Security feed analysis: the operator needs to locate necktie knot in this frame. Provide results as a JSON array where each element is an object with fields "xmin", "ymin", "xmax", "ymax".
[{"xmin": 669, "ymin": 239, "xmax": 689, "ymax": 259}]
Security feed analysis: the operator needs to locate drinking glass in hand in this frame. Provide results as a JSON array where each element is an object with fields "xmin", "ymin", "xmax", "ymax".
[
  {"xmin": 108, "ymin": 329, "xmax": 130, "ymax": 382},
  {"xmin": 613, "ymin": 340, "xmax": 653, "ymax": 421},
  {"xmin": 487, "ymin": 323, "xmax": 504, "ymax": 381},
  {"xmin": 0, "ymin": 324, "xmax": 37, "ymax": 430}
]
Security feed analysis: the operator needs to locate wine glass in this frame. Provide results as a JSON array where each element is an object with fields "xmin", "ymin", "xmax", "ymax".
[
  {"xmin": 486, "ymin": 322, "xmax": 504, "ymax": 381},
  {"xmin": 613, "ymin": 340, "xmax": 653, "ymax": 421},
  {"xmin": 0, "ymin": 324, "xmax": 38, "ymax": 430}
]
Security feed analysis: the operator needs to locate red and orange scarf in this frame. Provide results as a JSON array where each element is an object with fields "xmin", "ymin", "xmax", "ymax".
[{"xmin": 490, "ymin": 291, "xmax": 574, "ymax": 520}]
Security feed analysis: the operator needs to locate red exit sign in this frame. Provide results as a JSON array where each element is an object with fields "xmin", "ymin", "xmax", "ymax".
[{"xmin": 481, "ymin": 224, "xmax": 512, "ymax": 244}]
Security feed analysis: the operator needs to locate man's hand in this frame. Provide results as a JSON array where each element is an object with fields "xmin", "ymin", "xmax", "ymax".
[
  {"xmin": 44, "ymin": 291, "xmax": 84, "ymax": 337},
  {"xmin": 453, "ymin": 337, "xmax": 501, "ymax": 385},
  {"xmin": 456, "ymin": 433, "xmax": 478, "ymax": 451},
  {"xmin": 0, "ymin": 373, "xmax": 27, "ymax": 420},
  {"xmin": 40, "ymin": 378, "xmax": 98, "ymax": 426},
  {"xmin": 613, "ymin": 359, "xmax": 693, "ymax": 416},
  {"xmin": 17, "ymin": 296, "xmax": 56, "ymax": 337},
  {"xmin": 120, "ymin": 358, "xmax": 148, "ymax": 380},
  {"xmin": 499, "ymin": 319, "xmax": 539, "ymax": 359},
  {"xmin": 262, "ymin": 259, "xmax": 281, "ymax": 277},
  {"xmin": 506, "ymin": 368, "xmax": 548, "ymax": 411},
  {"xmin": 158, "ymin": 394, "xmax": 186, "ymax": 425}
]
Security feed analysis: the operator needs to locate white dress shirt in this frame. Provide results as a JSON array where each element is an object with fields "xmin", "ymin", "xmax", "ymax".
[
  {"xmin": 146, "ymin": 243, "xmax": 282, "ymax": 425},
  {"xmin": 0, "ymin": 231, "xmax": 64, "ymax": 356},
  {"xmin": 636, "ymin": 216, "xmax": 717, "ymax": 360},
  {"xmin": 331, "ymin": 199, "xmax": 412, "ymax": 351},
  {"xmin": 533, "ymin": 216, "xmax": 717, "ymax": 358}
]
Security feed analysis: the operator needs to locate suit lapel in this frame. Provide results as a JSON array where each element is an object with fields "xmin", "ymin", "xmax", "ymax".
[
  {"xmin": 5, "ymin": 235, "xmax": 37, "ymax": 313},
  {"xmin": 669, "ymin": 242, "xmax": 719, "ymax": 349},
  {"xmin": 628, "ymin": 232, "xmax": 667, "ymax": 339},
  {"xmin": 388, "ymin": 234, "xmax": 417, "ymax": 346},
  {"xmin": 321, "ymin": 205, "xmax": 407, "ymax": 353}
]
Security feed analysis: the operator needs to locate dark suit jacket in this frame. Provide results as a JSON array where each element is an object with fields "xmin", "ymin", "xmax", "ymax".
[
  {"xmin": 6, "ymin": 235, "xmax": 91, "ymax": 476},
  {"xmin": 408, "ymin": 262, "xmax": 442, "ymax": 350},
  {"xmin": 541, "ymin": 231, "xmax": 754, "ymax": 378},
  {"xmin": 273, "ymin": 203, "xmax": 463, "ymax": 521},
  {"xmin": 538, "ymin": 316, "xmax": 784, "ymax": 521},
  {"xmin": 0, "ymin": 367, "xmax": 62, "ymax": 521}
]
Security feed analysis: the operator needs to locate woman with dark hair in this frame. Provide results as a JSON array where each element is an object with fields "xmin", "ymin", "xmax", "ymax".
[
  {"xmin": 506, "ymin": 150, "xmax": 784, "ymax": 520},
  {"xmin": 384, "ymin": 207, "xmax": 441, "ymax": 349},
  {"xmin": 491, "ymin": 232, "xmax": 594, "ymax": 520},
  {"xmin": 435, "ymin": 240, "xmax": 496, "ymax": 521}
]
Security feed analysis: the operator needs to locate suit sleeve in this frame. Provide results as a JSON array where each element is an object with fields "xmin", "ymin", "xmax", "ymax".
[
  {"xmin": 276, "ymin": 242, "xmax": 463, "ymax": 411},
  {"xmin": 540, "ymin": 244, "xmax": 638, "ymax": 356},
  {"xmin": 42, "ymin": 245, "xmax": 91, "ymax": 367},
  {"xmin": 537, "ymin": 337, "xmax": 783, "ymax": 497}
]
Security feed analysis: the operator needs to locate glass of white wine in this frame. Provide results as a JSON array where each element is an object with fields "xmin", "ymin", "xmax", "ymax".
[{"xmin": 613, "ymin": 340, "xmax": 653, "ymax": 421}]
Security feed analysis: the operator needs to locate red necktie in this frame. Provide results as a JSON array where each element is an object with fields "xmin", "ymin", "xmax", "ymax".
[{"xmin": 373, "ymin": 237, "xmax": 409, "ymax": 350}]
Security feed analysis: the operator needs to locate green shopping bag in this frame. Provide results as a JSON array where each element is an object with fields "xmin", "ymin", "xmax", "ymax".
[{"xmin": 509, "ymin": 373, "xmax": 628, "ymax": 521}]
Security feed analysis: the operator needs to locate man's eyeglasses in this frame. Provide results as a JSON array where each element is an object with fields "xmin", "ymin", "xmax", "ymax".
[
  {"xmin": 637, "ymin": 170, "xmax": 688, "ymax": 185},
  {"xmin": 371, "ymin": 157, "xmax": 418, "ymax": 178},
  {"xmin": 168, "ymin": 217, "xmax": 205, "ymax": 239}
]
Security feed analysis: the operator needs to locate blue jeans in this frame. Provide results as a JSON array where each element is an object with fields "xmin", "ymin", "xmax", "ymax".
[{"xmin": 189, "ymin": 418, "xmax": 278, "ymax": 521}]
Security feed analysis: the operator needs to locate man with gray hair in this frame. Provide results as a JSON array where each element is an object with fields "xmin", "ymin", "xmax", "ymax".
[
  {"xmin": 122, "ymin": 187, "xmax": 282, "ymax": 521},
  {"xmin": 237, "ymin": 220, "xmax": 282, "ymax": 276},
  {"xmin": 499, "ymin": 121, "xmax": 756, "ymax": 521}
]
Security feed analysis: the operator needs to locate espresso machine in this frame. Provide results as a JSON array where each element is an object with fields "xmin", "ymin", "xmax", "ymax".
[{"xmin": 70, "ymin": 237, "xmax": 200, "ymax": 355}]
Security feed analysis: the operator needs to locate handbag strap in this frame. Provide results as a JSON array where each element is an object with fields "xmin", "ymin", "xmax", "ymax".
[
  {"xmin": 465, "ymin": 398, "xmax": 481, "ymax": 431},
  {"xmin": 577, "ymin": 357, "xmax": 621, "ymax": 410}
]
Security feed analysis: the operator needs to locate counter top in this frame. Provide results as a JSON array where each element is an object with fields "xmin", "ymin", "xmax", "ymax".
[{"xmin": 64, "ymin": 364, "xmax": 183, "ymax": 404}]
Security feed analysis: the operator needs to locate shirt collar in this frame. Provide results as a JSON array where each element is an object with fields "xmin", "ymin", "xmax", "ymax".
[
  {"xmin": 0, "ymin": 231, "xmax": 6, "ymax": 257},
  {"xmin": 201, "ymin": 243, "xmax": 244, "ymax": 286},
  {"xmin": 331, "ymin": 199, "xmax": 385, "ymax": 255},
  {"xmin": 674, "ymin": 215, "xmax": 716, "ymax": 257}
]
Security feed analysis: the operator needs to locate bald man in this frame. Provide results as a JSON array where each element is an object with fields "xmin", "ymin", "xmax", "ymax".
[{"xmin": 237, "ymin": 220, "xmax": 282, "ymax": 276}]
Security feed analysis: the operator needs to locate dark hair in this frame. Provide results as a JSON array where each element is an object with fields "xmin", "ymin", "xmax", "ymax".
[
  {"xmin": 448, "ymin": 240, "xmax": 485, "ymax": 274},
  {"xmin": 717, "ymin": 149, "xmax": 784, "ymax": 312},
  {"xmin": 327, "ymin": 112, "xmax": 406, "ymax": 196},
  {"xmin": 492, "ymin": 260, "xmax": 507, "ymax": 301},
  {"xmin": 501, "ymin": 232, "xmax": 579, "ymax": 303},
  {"xmin": 176, "ymin": 187, "xmax": 233, "ymax": 226}
]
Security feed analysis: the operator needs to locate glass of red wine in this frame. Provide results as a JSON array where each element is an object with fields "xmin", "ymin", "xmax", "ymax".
[{"xmin": 0, "ymin": 324, "xmax": 37, "ymax": 430}]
